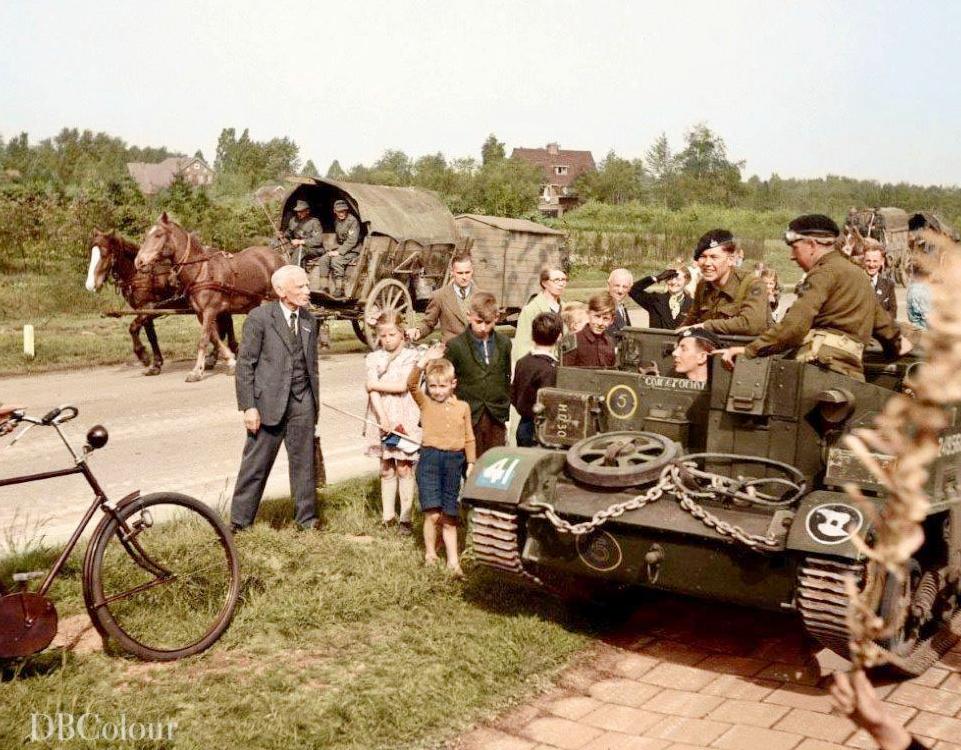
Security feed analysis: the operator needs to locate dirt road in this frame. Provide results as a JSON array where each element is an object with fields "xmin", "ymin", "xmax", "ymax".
[{"xmin": 0, "ymin": 353, "xmax": 372, "ymax": 548}]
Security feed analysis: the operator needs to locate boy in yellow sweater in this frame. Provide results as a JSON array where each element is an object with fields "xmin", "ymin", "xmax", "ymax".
[{"xmin": 407, "ymin": 343, "xmax": 476, "ymax": 576}]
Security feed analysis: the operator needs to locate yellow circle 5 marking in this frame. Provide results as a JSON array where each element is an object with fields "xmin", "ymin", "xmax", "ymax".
[{"xmin": 606, "ymin": 384, "xmax": 638, "ymax": 420}]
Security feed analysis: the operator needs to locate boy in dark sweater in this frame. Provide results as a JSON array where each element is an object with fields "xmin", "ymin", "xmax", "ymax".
[
  {"xmin": 563, "ymin": 292, "xmax": 616, "ymax": 368},
  {"xmin": 511, "ymin": 312, "xmax": 563, "ymax": 447},
  {"xmin": 444, "ymin": 292, "xmax": 512, "ymax": 459}
]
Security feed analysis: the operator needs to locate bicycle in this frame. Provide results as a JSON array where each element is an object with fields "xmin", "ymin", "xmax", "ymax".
[{"xmin": 0, "ymin": 405, "xmax": 240, "ymax": 661}]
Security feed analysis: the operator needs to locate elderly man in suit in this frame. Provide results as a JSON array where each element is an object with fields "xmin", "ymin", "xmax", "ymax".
[
  {"xmin": 230, "ymin": 265, "xmax": 321, "ymax": 532},
  {"xmin": 606, "ymin": 267, "xmax": 634, "ymax": 334},
  {"xmin": 406, "ymin": 252, "xmax": 475, "ymax": 344}
]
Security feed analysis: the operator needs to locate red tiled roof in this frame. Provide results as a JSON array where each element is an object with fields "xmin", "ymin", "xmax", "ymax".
[{"xmin": 510, "ymin": 145, "xmax": 595, "ymax": 187}]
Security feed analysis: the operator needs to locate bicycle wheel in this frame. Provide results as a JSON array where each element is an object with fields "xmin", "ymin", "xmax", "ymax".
[{"xmin": 85, "ymin": 492, "xmax": 240, "ymax": 661}]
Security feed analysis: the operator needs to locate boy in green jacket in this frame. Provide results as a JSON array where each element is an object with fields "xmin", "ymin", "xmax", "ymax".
[{"xmin": 444, "ymin": 292, "xmax": 512, "ymax": 460}]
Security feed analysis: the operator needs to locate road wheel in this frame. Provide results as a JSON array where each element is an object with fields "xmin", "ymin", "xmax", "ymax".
[{"xmin": 358, "ymin": 279, "xmax": 415, "ymax": 349}]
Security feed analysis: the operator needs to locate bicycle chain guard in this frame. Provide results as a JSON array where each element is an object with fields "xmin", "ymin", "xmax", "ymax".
[{"xmin": 0, "ymin": 592, "xmax": 58, "ymax": 658}]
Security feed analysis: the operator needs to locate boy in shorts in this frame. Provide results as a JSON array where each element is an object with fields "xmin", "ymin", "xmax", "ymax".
[{"xmin": 407, "ymin": 344, "xmax": 476, "ymax": 577}]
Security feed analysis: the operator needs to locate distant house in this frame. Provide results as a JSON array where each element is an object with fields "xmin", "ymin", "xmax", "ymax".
[
  {"xmin": 510, "ymin": 142, "xmax": 596, "ymax": 217},
  {"xmin": 126, "ymin": 156, "xmax": 214, "ymax": 195}
]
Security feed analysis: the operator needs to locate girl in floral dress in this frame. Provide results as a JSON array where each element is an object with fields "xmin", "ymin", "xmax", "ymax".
[{"xmin": 364, "ymin": 311, "xmax": 422, "ymax": 534}]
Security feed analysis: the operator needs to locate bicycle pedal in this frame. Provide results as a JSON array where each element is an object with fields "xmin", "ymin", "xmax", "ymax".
[{"xmin": 12, "ymin": 571, "xmax": 45, "ymax": 582}]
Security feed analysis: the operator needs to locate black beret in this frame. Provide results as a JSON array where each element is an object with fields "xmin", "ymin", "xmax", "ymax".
[
  {"xmin": 693, "ymin": 229, "xmax": 735, "ymax": 260},
  {"xmin": 677, "ymin": 327, "xmax": 722, "ymax": 351},
  {"xmin": 788, "ymin": 214, "xmax": 840, "ymax": 238}
]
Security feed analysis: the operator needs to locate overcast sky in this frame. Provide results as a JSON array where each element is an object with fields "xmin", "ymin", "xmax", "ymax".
[{"xmin": 2, "ymin": 0, "xmax": 959, "ymax": 186}]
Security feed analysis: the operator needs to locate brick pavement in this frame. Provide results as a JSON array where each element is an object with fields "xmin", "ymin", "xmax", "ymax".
[{"xmin": 452, "ymin": 595, "xmax": 961, "ymax": 750}]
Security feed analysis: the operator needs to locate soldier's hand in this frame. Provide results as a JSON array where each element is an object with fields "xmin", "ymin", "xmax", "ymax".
[
  {"xmin": 405, "ymin": 328, "xmax": 421, "ymax": 342},
  {"xmin": 243, "ymin": 407, "xmax": 261, "ymax": 434},
  {"xmin": 329, "ymin": 251, "xmax": 340, "ymax": 258},
  {"xmin": 829, "ymin": 671, "xmax": 912, "ymax": 750},
  {"xmin": 291, "ymin": 239, "xmax": 305, "ymax": 247},
  {"xmin": 715, "ymin": 347, "xmax": 744, "ymax": 370},
  {"xmin": 656, "ymin": 268, "xmax": 679, "ymax": 282},
  {"xmin": 898, "ymin": 337, "xmax": 914, "ymax": 357}
]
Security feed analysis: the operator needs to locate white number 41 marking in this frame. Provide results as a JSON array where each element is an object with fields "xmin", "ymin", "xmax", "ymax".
[{"xmin": 480, "ymin": 457, "xmax": 520, "ymax": 488}]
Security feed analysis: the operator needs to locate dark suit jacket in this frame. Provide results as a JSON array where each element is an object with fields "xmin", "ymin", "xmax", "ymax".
[
  {"xmin": 235, "ymin": 302, "xmax": 320, "ymax": 426},
  {"xmin": 871, "ymin": 273, "xmax": 897, "ymax": 320},
  {"xmin": 628, "ymin": 276, "xmax": 693, "ymax": 330},
  {"xmin": 445, "ymin": 330, "xmax": 512, "ymax": 424},
  {"xmin": 416, "ymin": 283, "xmax": 471, "ymax": 343}
]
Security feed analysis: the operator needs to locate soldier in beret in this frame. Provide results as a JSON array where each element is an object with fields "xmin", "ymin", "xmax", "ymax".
[
  {"xmin": 284, "ymin": 199, "xmax": 325, "ymax": 265},
  {"xmin": 312, "ymin": 199, "xmax": 362, "ymax": 298},
  {"xmin": 672, "ymin": 328, "xmax": 721, "ymax": 383},
  {"xmin": 718, "ymin": 214, "xmax": 912, "ymax": 380},
  {"xmin": 679, "ymin": 229, "xmax": 770, "ymax": 336}
]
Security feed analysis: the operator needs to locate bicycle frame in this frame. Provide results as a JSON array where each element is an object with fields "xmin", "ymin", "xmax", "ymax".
[{"xmin": 0, "ymin": 420, "xmax": 137, "ymax": 599}]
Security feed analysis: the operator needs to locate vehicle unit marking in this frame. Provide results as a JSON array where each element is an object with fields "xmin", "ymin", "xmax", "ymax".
[
  {"xmin": 576, "ymin": 530, "xmax": 624, "ymax": 572},
  {"xmin": 476, "ymin": 457, "xmax": 520, "ymax": 490},
  {"xmin": 804, "ymin": 503, "xmax": 864, "ymax": 545},
  {"xmin": 606, "ymin": 385, "xmax": 638, "ymax": 420}
]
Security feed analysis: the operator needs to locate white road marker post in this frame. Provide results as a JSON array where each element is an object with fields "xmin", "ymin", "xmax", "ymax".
[{"xmin": 23, "ymin": 324, "xmax": 35, "ymax": 358}]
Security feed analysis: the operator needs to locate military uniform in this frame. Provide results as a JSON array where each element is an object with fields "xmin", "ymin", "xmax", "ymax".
[
  {"xmin": 286, "ymin": 215, "xmax": 325, "ymax": 263},
  {"xmin": 680, "ymin": 266, "xmax": 770, "ymax": 336},
  {"xmin": 743, "ymin": 249, "xmax": 902, "ymax": 380},
  {"xmin": 314, "ymin": 213, "xmax": 361, "ymax": 280}
]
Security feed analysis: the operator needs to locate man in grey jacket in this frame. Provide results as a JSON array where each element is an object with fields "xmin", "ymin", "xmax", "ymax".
[{"xmin": 230, "ymin": 265, "xmax": 321, "ymax": 531}]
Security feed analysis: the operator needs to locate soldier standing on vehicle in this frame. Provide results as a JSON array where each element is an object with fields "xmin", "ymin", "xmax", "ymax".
[
  {"xmin": 718, "ymin": 214, "xmax": 913, "ymax": 380},
  {"xmin": 285, "ymin": 200, "xmax": 325, "ymax": 266},
  {"xmin": 313, "ymin": 199, "xmax": 362, "ymax": 298},
  {"xmin": 679, "ymin": 229, "xmax": 770, "ymax": 336}
]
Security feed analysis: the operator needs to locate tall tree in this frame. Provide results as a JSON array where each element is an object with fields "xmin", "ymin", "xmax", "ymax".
[
  {"xmin": 574, "ymin": 150, "xmax": 646, "ymax": 205},
  {"xmin": 481, "ymin": 133, "xmax": 506, "ymax": 165},
  {"xmin": 645, "ymin": 133, "xmax": 674, "ymax": 181},
  {"xmin": 301, "ymin": 159, "xmax": 320, "ymax": 178},
  {"xmin": 326, "ymin": 160, "xmax": 346, "ymax": 179}
]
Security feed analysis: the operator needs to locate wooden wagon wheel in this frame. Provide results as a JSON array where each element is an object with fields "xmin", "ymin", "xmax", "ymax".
[{"xmin": 356, "ymin": 278, "xmax": 415, "ymax": 349}]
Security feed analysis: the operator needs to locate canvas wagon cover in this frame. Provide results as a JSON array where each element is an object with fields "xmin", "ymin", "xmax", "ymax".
[{"xmin": 292, "ymin": 178, "xmax": 459, "ymax": 244}]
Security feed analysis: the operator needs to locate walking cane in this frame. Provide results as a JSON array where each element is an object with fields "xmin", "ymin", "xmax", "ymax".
[{"xmin": 319, "ymin": 400, "xmax": 422, "ymax": 452}]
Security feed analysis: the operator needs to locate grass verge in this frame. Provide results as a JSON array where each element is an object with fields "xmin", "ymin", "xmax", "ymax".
[
  {"xmin": 0, "ymin": 315, "xmax": 367, "ymax": 376},
  {"xmin": 0, "ymin": 477, "xmax": 601, "ymax": 750}
]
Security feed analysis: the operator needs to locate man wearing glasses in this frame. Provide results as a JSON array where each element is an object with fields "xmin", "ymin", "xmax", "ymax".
[
  {"xmin": 512, "ymin": 266, "xmax": 568, "ymax": 366},
  {"xmin": 718, "ymin": 214, "xmax": 912, "ymax": 380}
]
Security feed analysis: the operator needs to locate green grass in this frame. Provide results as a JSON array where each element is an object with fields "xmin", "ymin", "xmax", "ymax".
[
  {"xmin": 0, "ymin": 478, "xmax": 600, "ymax": 750},
  {"xmin": 0, "ymin": 315, "xmax": 367, "ymax": 376}
]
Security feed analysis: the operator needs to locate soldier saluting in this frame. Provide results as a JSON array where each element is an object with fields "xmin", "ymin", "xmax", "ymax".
[
  {"xmin": 312, "ymin": 199, "xmax": 362, "ymax": 298},
  {"xmin": 284, "ymin": 199, "xmax": 325, "ymax": 265},
  {"xmin": 679, "ymin": 229, "xmax": 770, "ymax": 336},
  {"xmin": 718, "ymin": 214, "xmax": 913, "ymax": 380}
]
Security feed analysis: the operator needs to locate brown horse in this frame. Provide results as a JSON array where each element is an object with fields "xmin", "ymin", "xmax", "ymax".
[
  {"xmin": 134, "ymin": 213, "xmax": 282, "ymax": 382},
  {"xmin": 86, "ymin": 229, "xmax": 236, "ymax": 375}
]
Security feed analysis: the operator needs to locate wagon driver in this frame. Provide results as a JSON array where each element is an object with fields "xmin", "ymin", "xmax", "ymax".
[
  {"xmin": 284, "ymin": 199, "xmax": 325, "ymax": 266},
  {"xmin": 312, "ymin": 199, "xmax": 362, "ymax": 298},
  {"xmin": 717, "ymin": 214, "xmax": 913, "ymax": 380}
]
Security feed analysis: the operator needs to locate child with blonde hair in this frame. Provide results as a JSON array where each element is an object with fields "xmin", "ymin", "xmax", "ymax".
[
  {"xmin": 364, "ymin": 310, "xmax": 421, "ymax": 534},
  {"xmin": 407, "ymin": 343, "xmax": 476, "ymax": 576}
]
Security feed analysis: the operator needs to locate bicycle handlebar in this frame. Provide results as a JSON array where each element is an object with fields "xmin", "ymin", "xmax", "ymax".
[{"xmin": 5, "ymin": 405, "xmax": 80, "ymax": 446}]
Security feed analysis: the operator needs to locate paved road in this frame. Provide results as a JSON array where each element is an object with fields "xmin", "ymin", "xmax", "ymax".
[
  {"xmin": 0, "ymin": 353, "xmax": 371, "ymax": 548},
  {"xmin": 453, "ymin": 593, "xmax": 961, "ymax": 750}
]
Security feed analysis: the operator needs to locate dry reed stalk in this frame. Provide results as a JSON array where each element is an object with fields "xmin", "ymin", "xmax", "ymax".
[{"xmin": 843, "ymin": 243, "xmax": 961, "ymax": 668}]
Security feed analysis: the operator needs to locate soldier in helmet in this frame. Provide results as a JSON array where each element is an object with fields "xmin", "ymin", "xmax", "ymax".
[
  {"xmin": 313, "ymin": 199, "xmax": 362, "ymax": 298},
  {"xmin": 284, "ymin": 199, "xmax": 325, "ymax": 265},
  {"xmin": 679, "ymin": 229, "xmax": 770, "ymax": 337},
  {"xmin": 718, "ymin": 214, "xmax": 913, "ymax": 380}
]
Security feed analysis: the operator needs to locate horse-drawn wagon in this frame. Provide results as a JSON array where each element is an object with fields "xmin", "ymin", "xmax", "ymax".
[{"xmin": 281, "ymin": 178, "xmax": 471, "ymax": 348}]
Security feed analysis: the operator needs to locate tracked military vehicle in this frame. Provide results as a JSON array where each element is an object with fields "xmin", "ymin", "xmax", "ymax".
[{"xmin": 462, "ymin": 328, "xmax": 961, "ymax": 675}]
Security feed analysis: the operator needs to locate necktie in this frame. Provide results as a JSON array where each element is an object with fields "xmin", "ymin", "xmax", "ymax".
[{"xmin": 289, "ymin": 312, "xmax": 298, "ymax": 338}]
